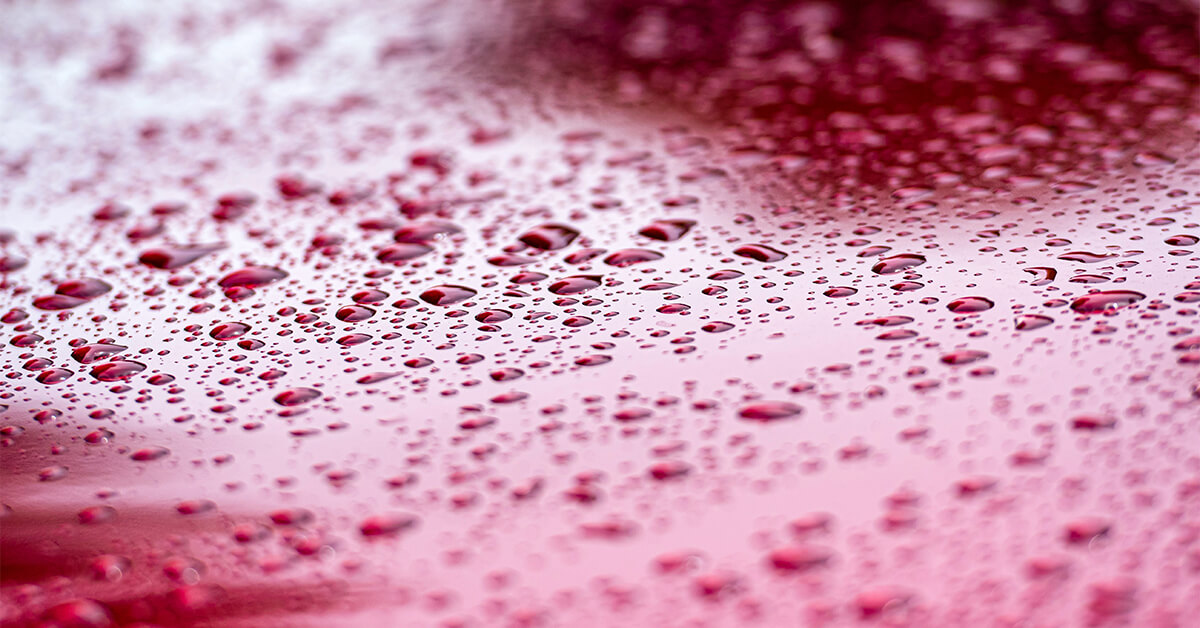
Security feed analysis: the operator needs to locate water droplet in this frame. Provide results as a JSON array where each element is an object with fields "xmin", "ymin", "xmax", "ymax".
[
  {"xmin": 90, "ymin": 360, "xmax": 146, "ymax": 381},
  {"xmin": 360, "ymin": 512, "xmax": 419, "ymax": 537},
  {"xmin": 0, "ymin": 255, "xmax": 28, "ymax": 273},
  {"xmin": 1069, "ymin": 290, "xmax": 1146, "ymax": 314},
  {"xmin": 38, "ymin": 465, "xmax": 69, "ymax": 481},
  {"xmin": 1023, "ymin": 266, "xmax": 1057, "ymax": 285},
  {"xmin": 377, "ymin": 242, "xmax": 434, "ymax": 263},
  {"xmin": 518, "ymin": 223, "xmax": 579, "ymax": 250},
  {"xmin": 490, "ymin": 367, "xmax": 524, "ymax": 382},
  {"xmin": 336, "ymin": 305, "xmax": 375, "ymax": 322},
  {"xmin": 1058, "ymin": 251, "xmax": 1117, "ymax": 263},
  {"xmin": 824, "ymin": 287, "xmax": 857, "ymax": 298},
  {"xmin": 138, "ymin": 245, "xmax": 223, "ymax": 270},
  {"xmin": 648, "ymin": 460, "xmax": 692, "ymax": 480},
  {"xmin": 210, "ymin": 322, "xmax": 250, "ymax": 340},
  {"xmin": 33, "ymin": 295, "xmax": 90, "ymax": 310},
  {"xmin": 549, "ymin": 275, "xmax": 602, "ymax": 295},
  {"xmin": 1165, "ymin": 234, "xmax": 1198, "ymax": 246},
  {"xmin": 872, "ymin": 254, "xmax": 926, "ymax": 275},
  {"xmin": 55, "ymin": 278, "xmax": 112, "ymax": 299},
  {"xmin": 1015, "ymin": 315, "xmax": 1054, "ymax": 331},
  {"xmin": 488, "ymin": 253, "xmax": 536, "ymax": 267},
  {"xmin": 738, "ymin": 401, "xmax": 802, "ymax": 422},
  {"xmin": 71, "ymin": 343, "xmax": 127, "ymax": 364},
  {"xmin": 274, "ymin": 387, "xmax": 321, "ymax": 406},
  {"xmin": 420, "ymin": 285, "xmax": 477, "ymax": 306},
  {"xmin": 78, "ymin": 505, "xmax": 117, "ymax": 525},
  {"xmin": 639, "ymin": 219, "xmax": 695, "ymax": 241},
  {"xmin": 767, "ymin": 544, "xmax": 833, "ymax": 573},
  {"xmin": 269, "ymin": 508, "xmax": 314, "ymax": 526},
  {"xmin": 90, "ymin": 555, "xmax": 132, "ymax": 582},
  {"xmin": 130, "ymin": 446, "xmax": 170, "ymax": 461},
  {"xmin": 940, "ymin": 350, "xmax": 989, "ymax": 365},
  {"xmin": 733, "ymin": 243, "xmax": 787, "ymax": 262},
  {"xmin": 603, "ymin": 249, "xmax": 663, "ymax": 267},
  {"xmin": 947, "ymin": 296, "xmax": 994, "ymax": 313},
  {"xmin": 37, "ymin": 368, "xmax": 74, "ymax": 384},
  {"xmin": 351, "ymin": 289, "xmax": 389, "ymax": 303},
  {"xmin": 393, "ymin": 220, "xmax": 461, "ymax": 243},
  {"xmin": 217, "ymin": 267, "xmax": 288, "ymax": 289},
  {"xmin": 42, "ymin": 599, "xmax": 114, "ymax": 627},
  {"xmin": 176, "ymin": 499, "xmax": 216, "ymax": 515}
]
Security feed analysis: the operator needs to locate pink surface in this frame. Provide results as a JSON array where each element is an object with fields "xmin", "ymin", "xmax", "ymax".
[{"xmin": 1, "ymin": 1, "xmax": 1198, "ymax": 626}]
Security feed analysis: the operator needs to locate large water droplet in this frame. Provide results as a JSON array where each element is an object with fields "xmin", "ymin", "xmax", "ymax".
[
  {"xmin": 210, "ymin": 322, "xmax": 250, "ymax": 340},
  {"xmin": 218, "ymin": 267, "xmax": 288, "ymax": 289},
  {"xmin": 71, "ymin": 343, "xmax": 127, "ymax": 364},
  {"xmin": 518, "ymin": 223, "xmax": 579, "ymax": 250},
  {"xmin": 549, "ymin": 275, "xmax": 602, "ymax": 295},
  {"xmin": 55, "ymin": 278, "xmax": 112, "ymax": 299},
  {"xmin": 273, "ymin": 387, "xmax": 321, "ymax": 406},
  {"xmin": 733, "ymin": 243, "xmax": 787, "ymax": 262},
  {"xmin": 1069, "ymin": 290, "xmax": 1146, "ymax": 314},
  {"xmin": 738, "ymin": 401, "xmax": 803, "ymax": 422},
  {"xmin": 872, "ymin": 254, "xmax": 926, "ymax": 275},
  {"xmin": 947, "ymin": 296, "xmax": 994, "ymax": 313},
  {"xmin": 419, "ymin": 285, "xmax": 477, "ymax": 306},
  {"xmin": 90, "ymin": 360, "xmax": 146, "ymax": 381},
  {"xmin": 377, "ymin": 242, "xmax": 434, "ymax": 263},
  {"xmin": 603, "ymin": 249, "xmax": 663, "ymax": 267},
  {"xmin": 639, "ymin": 219, "xmax": 695, "ymax": 241},
  {"xmin": 139, "ymin": 245, "xmax": 223, "ymax": 270}
]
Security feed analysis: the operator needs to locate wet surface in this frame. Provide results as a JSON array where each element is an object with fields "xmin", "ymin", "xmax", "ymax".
[{"xmin": 1, "ymin": 1, "xmax": 1199, "ymax": 626}]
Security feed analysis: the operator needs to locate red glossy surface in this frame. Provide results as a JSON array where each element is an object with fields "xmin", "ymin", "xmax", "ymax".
[{"xmin": 2, "ymin": 1, "xmax": 1199, "ymax": 626}]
